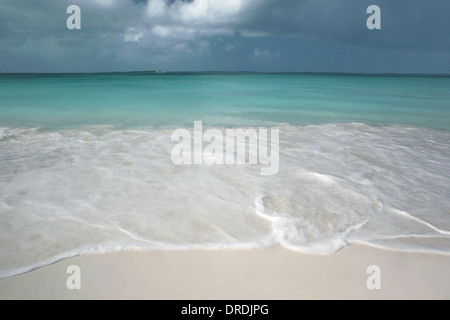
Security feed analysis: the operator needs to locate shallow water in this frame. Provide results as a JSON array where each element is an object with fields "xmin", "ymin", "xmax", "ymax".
[{"xmin": 0, "ymin": 73, "xmax": 449, "ymax": 278}]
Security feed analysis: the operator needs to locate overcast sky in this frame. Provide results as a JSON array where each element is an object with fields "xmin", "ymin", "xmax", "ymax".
[{"xmin": 0, "ymin": 0, "xmax": 449, "ymax": 73}]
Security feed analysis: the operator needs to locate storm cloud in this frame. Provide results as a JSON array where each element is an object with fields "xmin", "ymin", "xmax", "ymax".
[{"xmin": 0, "ymin": 0, "xmax": 449, "ymax": 73}]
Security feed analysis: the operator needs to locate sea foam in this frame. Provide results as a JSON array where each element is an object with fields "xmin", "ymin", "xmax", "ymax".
[{"xmin": 0, "ymin": 123, "xmax": 449, "ymax": 278}]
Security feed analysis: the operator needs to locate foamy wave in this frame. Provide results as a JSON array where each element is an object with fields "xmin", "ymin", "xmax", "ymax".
[
  {"xmin": 255, "ymin": 195, "xmax": 368, "ymax": 254},
  {"xmin": 1, "ymin": 123, "xmax": 450, "ymax": 278}
]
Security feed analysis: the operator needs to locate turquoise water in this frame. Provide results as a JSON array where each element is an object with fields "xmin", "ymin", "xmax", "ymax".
[
  {"xmin": 1, "ymin": 73, "xmax": 450, "ymax": 278},
  {"xmin": 1, "ymin": 73, "xmax": 449, "ymax": 130}
]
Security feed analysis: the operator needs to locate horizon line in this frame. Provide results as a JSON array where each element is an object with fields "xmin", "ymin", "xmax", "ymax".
[{"xmin": 1, "ymin": 70, "xmax": 449, "ymax": 77}]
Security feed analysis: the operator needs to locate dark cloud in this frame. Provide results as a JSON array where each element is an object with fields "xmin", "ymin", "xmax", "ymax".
[
  {"xmin": 238, "ymin": 0, "xmax": 450, "ymax": 51},
  {"xmin": 0, "ymin": 0, "xmax": 448, "ymax": 73}
]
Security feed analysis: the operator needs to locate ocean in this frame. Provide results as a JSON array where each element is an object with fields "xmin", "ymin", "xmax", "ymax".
[{"xmin": 1, "ymin": 72, "xmax": 449, "ymax": 278}]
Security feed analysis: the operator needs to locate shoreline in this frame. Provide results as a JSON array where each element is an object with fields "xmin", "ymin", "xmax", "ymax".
[{"xmin": 1, "ymin": 244, "xmax": 449, "ymax": 300}]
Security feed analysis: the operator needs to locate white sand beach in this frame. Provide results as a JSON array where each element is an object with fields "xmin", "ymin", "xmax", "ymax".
[{"xmin": 1, "ymin": 244, "xmax": 449, "ymax": 300}]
